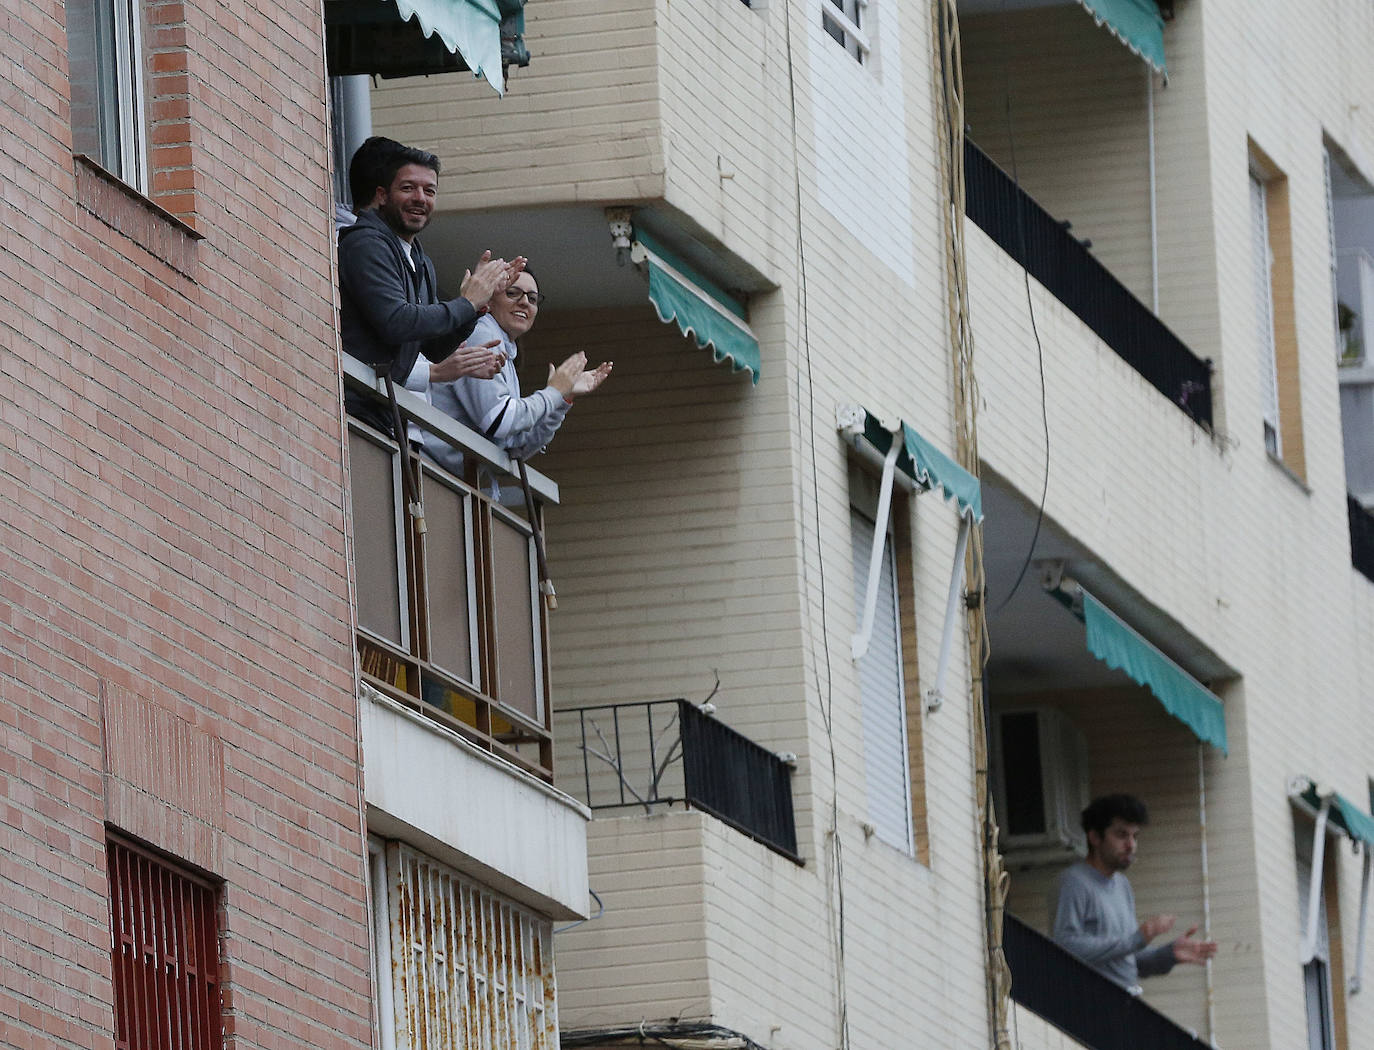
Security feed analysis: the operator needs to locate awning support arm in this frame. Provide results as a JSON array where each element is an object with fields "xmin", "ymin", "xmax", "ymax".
[
  {"xmin": 1303, "ymin": 795, "xmax": 1332, "ymax": 964},
  {"xmin": 1353, "ymin": 847, "xmax": 1371, "ymax": 994},
  {"xmin": 851, "ymin": 435, "xmax": 900, "ymax": 661},
  {"xmin": 925, "ymin": 514, "xmax": 971, "ymax": 712}
]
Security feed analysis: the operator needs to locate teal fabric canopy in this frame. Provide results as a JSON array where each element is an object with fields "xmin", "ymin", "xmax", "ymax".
[
  {"xmin": 392, "ymin": 0, "xmax": 520, "ymax": 93},
  {"xmin": 857, "ymin": 410, "xmax": 983, "ymax": 522},
  {"xmin": 634, "ymin": 231, "xmax": 760, "ymax": 384},
  {"xmin": 1081, "ymin": 591, "xmax": 1226, "ymax": 752},
  {"xmin": 1293, "ymin": 777, "xmax": 1374, "ymax": 847},
  {"xmin": 1076, "ymin": 0, "xmax": 1166, "ymax": 77}
]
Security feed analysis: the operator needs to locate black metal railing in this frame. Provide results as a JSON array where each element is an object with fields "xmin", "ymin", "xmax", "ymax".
[
  {"xmin": 1351, "ymin": 494, "xmax": 1374, "ymax": 583},
  {"xmin": 1003, "ymin": 914, "xmax": 1212, "ymax": 1050},
  {"xmin": 565, "ymin": 699, "xmax": 800, "ymax": 862},
  {"xmin": 964, "ymin": 140, "xmax": 1214, "ymax": 430}
]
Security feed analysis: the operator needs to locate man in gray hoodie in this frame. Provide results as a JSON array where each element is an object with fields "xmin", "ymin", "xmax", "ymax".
[
  {"xmin": 338, "ymin": 141, "xmax": 518, "ymax": 435},
  {"xmin": 1050, "ymin": 794, "xmax": 1217, "ymax": 993}
]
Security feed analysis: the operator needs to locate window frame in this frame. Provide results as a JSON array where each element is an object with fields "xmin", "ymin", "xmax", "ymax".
[
  {"xmin": 849, "ymin": 462, "xmax": 918, "ymax": 858},
  {"xmin": 67, "ymin": 0, "xmax": 150, "ymax": 192},
  {"xmin": 106, "ymin": 831, "xmax": 222, "ymax": 1050},
  {"xmin": 821, "ymin": 0, "xmax": 870, "ymax": 63}
]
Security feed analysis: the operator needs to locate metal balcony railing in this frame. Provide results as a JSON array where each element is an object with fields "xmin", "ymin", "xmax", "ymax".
[
  {"xmin": 563, "ymin": 699, "xmax": 801, "ymax": 863},
  {"xmin": 964, "ymin": 140, "xmax": 1214, "ymax": 430},
  {"xmin": 1003, "ymin": 914, "xmax": 1212, "ymax": 1050},
  {"xmin": 1351, "ymin": 494, "xmax": 1374, "ymax": 583},
  {"xmin": 344, "ymin": 353, "xmax": 559, "ymax": 783}
]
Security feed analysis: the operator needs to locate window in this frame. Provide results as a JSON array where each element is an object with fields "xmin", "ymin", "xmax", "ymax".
[
  {"xmin": 1249, "ymin": 147, "xmax": 1307, "ymax": 478},
  {"xmin": 107, "ymin": 833, "xmax": 222, "ymax": 1050},
  {"xmin": 65, "ymin": 0, "xmax": 148, "ymax": 190},
  {"xmin": 346, "ymin": 411, "xmax": 554, "ymax": 781},
  {"xmin": 849, "ymin": 464, "xmax": 924, "ymax": 858},
  {"xmin": 369, "ymin": 840, "xmax": 557, "ymax": 1050},
  {"xmin": 821, "ymin": 0, "xmax": 869, "ymax": 63},
  {"xmin": 1296, "ymin": 819, "xmax": 1349, "ymax": 1050}
]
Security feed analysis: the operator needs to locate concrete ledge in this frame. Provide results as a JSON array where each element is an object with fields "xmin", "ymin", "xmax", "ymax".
[{"xmin": 361, "ymin": 684, "xmax": 589, "ymax": 920}]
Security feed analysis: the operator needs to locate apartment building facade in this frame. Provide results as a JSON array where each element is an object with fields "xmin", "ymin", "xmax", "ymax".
[
  {"xmin": 368, "ymin": 1, "xmax": 1374, "ymax": 1049},
  {"xmin": 6, "ymin": 1, "xmax": 1374, "ymax": 1050},
  {"xmin": 3, "ymin": 0, "xmax": 587, "ymax": 1048}
]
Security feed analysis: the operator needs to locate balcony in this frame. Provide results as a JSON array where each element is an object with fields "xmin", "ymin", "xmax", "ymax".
[
  {"xmin": 344, "ymin": 353, "xmax": 558, "ymax": 783},
  {"xmin": 560, "ymin": 699, "xmax": 800, "ymax": 862},
  {"xmin": 964, "ymin": 139, "xmax": 1213, "ymax": 430},
  {"xmin": 1350, "ymin": 495, "xmax": 1374, "ymax": 583},
  {"xmin": 1004, "ymin": 914, "xmax": 1212, "ymax": 1050}
]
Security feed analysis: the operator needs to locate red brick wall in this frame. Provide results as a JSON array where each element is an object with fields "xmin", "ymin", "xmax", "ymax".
[{"xmin": 0, "ymin": 1, "xmax": 370, "ymax": 1047}]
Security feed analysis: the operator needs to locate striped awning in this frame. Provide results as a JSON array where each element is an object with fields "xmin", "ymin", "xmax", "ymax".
[
  {"xmin": 632, "ymin": 231, "xmax": 761, "ymax": 384},
  {"xmin": 1076, "ymin": 0, "xmax": 1166, "ymax": 77}
]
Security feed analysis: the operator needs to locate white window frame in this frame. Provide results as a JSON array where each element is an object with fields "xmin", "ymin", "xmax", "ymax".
[
  {"xmin": 849, "ymin": 475, "xmax": 914, "ymax": 856},
  {"xmin": 821, "ymin": 0, "xmax": 870, "ymax": 63},
  {"xmin": 68, "ymin": 0, "xmax": 150, "ymax": 190},
  {"xmin": 1250, "ymin": 167, "xmax": 1283, "ymax": 457}
]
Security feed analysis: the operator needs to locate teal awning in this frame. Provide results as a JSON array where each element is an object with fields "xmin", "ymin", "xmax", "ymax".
[
  {"xmin": 394, "ymin": 0, "xmax": 510, "ymax": 91},
  {"xmin": 855, "ymin": 409, "xmax": 983, "ymax": 522},
  {"xmin": 1292, "ymin": 776, "xmax": 1374, "ymax": 847},
  {"xmin": 1080, "ymin": 590, "xmax": 1226, "ymax": 752},
  {"xmin": 633, "ymin": 231, "xmax": 760, "ymax": 384},
  {"xmin": 1076, "ymin": 0, "xmax": 1166, "ymax": 77},
  {"xmin": 325, "ymin": 0, "xmax": 524, "ymax": 92}
]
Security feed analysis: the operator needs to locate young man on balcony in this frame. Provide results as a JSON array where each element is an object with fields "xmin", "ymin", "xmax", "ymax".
[
  {"xmin": 1050, "ymin": 794, "xmax": 1217, "ymax": 994},
  {"xmin": 338, "ymin": 141, "xmax": 519, "ymax": 435}
]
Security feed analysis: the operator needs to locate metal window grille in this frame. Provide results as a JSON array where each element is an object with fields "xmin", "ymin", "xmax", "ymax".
[
  {"xmin": 385, "ymin": 843, "xmax": 557, "ymax": 1050},
  {"xmin": 106, "ymin": 834, "xmax": 222, "ymax": 1050}
]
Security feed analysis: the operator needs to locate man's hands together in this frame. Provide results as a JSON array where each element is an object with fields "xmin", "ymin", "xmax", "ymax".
[
  {"xmin": 1141, "ymin": 915, "xmax": 1218, "ymax": 966},
  {"xmin": 1171, "ymin": 925, "xmax": 1219, "ymax": 965},
  {"xmin": 430, "ymin": 340, "xmax": 505, "ymax": 383}
]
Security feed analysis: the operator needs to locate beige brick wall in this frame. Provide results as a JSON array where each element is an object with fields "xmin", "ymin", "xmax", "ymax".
[{"xmin": 372, "ymin": 0, "xmax": 665, "ymax": 207}]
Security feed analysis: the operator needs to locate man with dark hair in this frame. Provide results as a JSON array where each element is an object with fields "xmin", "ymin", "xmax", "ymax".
[
  {"xmin": 338, "ymin": 141, "xmax": 519, "ymax": 435},
  {"xmin": 1050, "ymin": 793, "xmax": 1217, "ymax": 992}
]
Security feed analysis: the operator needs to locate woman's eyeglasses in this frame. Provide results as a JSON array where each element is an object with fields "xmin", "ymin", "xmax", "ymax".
[{"xmin": 503, "ymin": 287, "xmax": 544, "ymax": 306}]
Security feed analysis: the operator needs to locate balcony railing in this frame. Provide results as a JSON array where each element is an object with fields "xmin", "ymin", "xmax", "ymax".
[
  {"xmin": 1003, "ymin": 914, "xmax": 1212, "ymax": 1050},
  {"xmin": 1351, "ymin": 494, "xmax": 1374, "ymax": 583},
  {"xmin": 344, "ymin": 353, "xmax": 559, "ymax": 783},
  {"xmin": 964, "ymin": 140, "xmax": 1214, "ymax": 430},
  {"xmin": 562, "ymin": 699, "xmax": 801, "ymax": 862}
]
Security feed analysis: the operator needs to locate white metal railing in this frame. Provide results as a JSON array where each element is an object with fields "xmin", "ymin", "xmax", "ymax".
[{"xmin": 382, "ymin": 842, "xmax": 558, "ymax": 1050}]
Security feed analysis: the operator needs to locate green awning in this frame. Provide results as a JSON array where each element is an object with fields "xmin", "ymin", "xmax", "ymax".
[
  {"xmin": 325, "ymin": 0, "xmax": 524, "ymax": 92},
  {"xmin": 633, "ymin": 231, "xmax": 760, "ymax": 384},
  {"xmin": 1292, "ymin": 776, "xmax": 1374, "ymax": 847},
  {"xmin": 856, "ymin": 409, "xmax": 983, "ymax": 522},
  {"xmin": 1076, "ymin": 0, "xmax": 1166, "ymax": 77},
  {"xmin": 394, "ymin": 0, "xmax": 507, "ymax": 91},
  {"xmin": 1080, "ymin": 591, "xmax": 1226, "ymax": 752}
]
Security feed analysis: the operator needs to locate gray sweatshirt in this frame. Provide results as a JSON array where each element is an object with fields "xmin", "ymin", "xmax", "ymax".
[
  {"xmin": 426, "ymin": 314, "xmax": 570, "ymax": 475},
  {"xmin": 1049, "ymin": 861, "xmax": 1176, "ymax": 992}
]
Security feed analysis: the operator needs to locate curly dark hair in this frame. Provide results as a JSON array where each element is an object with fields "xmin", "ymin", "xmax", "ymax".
[{"xmin": 1081, "ymin": 794, "xmax": 1149, "ymax": 836}]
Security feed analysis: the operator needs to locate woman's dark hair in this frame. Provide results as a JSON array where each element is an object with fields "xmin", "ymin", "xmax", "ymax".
[{"xmin": 1081, "ymin": 794, "xmax": 1149, "ymax": 835}]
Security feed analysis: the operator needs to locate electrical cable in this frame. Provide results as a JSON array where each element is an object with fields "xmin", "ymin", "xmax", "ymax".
[
  {"xmin": 988, "ymin": 9, "xmax": 1051, "ymax": 617},
  {"xmin": 780, "ymin": 6, "xmax": 850, "ymax": 1049},
  {"xmin": 930, "ymin": 3, "xmax": 1009, "ymax": 1047}
]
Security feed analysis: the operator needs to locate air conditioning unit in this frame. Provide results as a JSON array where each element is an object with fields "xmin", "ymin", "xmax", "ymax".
[{"xmin": 991, "ymin": 707, "xmax": 1090, "ymax": 864}]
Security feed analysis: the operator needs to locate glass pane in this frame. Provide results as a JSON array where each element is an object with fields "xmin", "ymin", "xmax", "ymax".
[
  {"xmin": 491, "ymin": 515, "xmax": 539, "ymax": 723},
  {"xmin": 424, "ymin": 478, "xmax": 473, "ymax": 683},
  {"xmin": 66, "ymin": 0, "xmax": 123, "ymax": 170},
  {"xmin": 349, "ymin": 431, "xmax": 404, "ymax": 646},
  {"xmin": 1000, "ymin": 712, "xmax": 1047, "ymax": 836}
]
